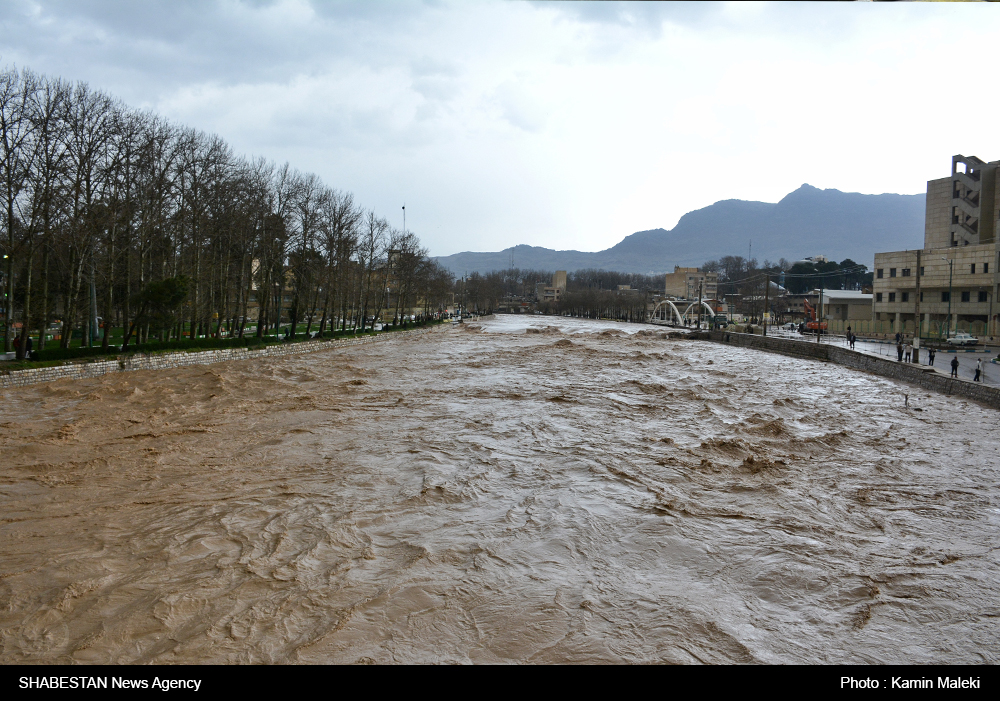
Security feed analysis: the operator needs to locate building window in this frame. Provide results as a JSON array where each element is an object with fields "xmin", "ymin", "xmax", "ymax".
[
  {"xmin": 888, "ymin": 292, "xmax": 896, "ymax": 302},
  {"xmin": 942, "ymin": 291, "xmax": 950, "ymax": 302},
  {"xmin": 901, "ymin": 269, "xmax": 910, "ymax": 277},
  {"xmin": 971, "ymin": 263, "xmax": 976, "ymax": 274},
  {"xmin": 920, "ymin": 291, "xmax": 924, "ymax": 302},
  {"xmin": 961, "ymin": 291, "xmax": 970, "ymax": 302},
  {"xmin": 889, "ymin": 268, "xmax": 896, "ymax": 278},
  {"xmin": 876, "ymin": 293, "xmax": 883, "ymax": 302},
  {"xmin": 919, "ymin": 266, "xmax": 925, "ymax": 275},
  {"xmin": 877, "ymin": 269, "xmax": 883, "ymax": 279},
  {"xmin": 901, "ymin": 292, "xmax": 909, "ymax": 302},
  {"xmin": 979, "ymin": 291, "xmax": 988, "ymax": 303},
  {"xmin": 985, "ymin": 263, "xmax": 990, "ymax": 274}
]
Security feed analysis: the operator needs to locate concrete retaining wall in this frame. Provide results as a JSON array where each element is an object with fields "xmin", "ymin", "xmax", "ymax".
[
  {"xmin": 0, "ymin": 328, "xmax": 434, "ymax": 390},
  {"xmin": 710, "ymin": 331, "xmax": 1000, "ymax": 409}
]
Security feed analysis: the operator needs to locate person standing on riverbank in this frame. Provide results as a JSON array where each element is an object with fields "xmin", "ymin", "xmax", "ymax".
[
  {"xmin": 975, "ymin": 358, "xmax": 982, "ymax": 382},
  {"xmin": 928, "ymin": 348, "xmax": 936, "ymax": 366},
  {"xmin": 951, "ymin": 356, "xmax": 959, "ymax": 378}
]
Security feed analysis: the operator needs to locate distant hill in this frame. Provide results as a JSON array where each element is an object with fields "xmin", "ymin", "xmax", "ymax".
[{"xmin": 435, "ymin": 184, "xmax": 924, "ymax": 275}]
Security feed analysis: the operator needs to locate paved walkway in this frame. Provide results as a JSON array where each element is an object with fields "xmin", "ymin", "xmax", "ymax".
[{"xmin": 767, "ymin": 328, "xmax": 1000, "ymax": 385}]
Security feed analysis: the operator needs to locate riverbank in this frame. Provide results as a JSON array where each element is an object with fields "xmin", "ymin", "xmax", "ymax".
[
  {"xmin": 710, "ymin": 330, "xmax": 1000, "ymax": 409},
  {"xmin": 0, "ymin": 325, "xmax": 440, "ymax": 390}
]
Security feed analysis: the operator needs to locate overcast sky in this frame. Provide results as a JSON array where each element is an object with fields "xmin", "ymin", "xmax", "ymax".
[{"xmin": 2, "ymin": 1, "xmax": 999, "ymax": 257}]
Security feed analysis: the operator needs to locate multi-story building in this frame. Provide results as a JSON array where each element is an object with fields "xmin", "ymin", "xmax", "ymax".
[
  {"xmin": 873, "ymin": 154, "xmax": 1000, "ymax": 338},
  {"xmin": 535, "ymin": 270, "xmax": 567, "ymax": 303},
  {"xmin": 664, "ymin": 266, "xmax": 718, "ymax": 300}
]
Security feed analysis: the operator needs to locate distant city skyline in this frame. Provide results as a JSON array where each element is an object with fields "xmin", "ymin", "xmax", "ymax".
[{"xmin": 2, "ymin": 0, "xmax": 998, "ymax": 256}]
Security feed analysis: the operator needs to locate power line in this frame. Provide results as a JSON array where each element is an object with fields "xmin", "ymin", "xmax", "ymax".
[{"xmin": 717, "ymin": 265, "xmax": 870, "ymax": 286}]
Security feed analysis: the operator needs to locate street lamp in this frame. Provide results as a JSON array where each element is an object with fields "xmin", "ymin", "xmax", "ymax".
[{"xmin": 939, "ymin": 256, "xmax": 954, "ymax": 339}]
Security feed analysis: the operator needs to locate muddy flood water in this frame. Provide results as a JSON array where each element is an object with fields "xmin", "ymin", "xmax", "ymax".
[{"xmin": 1, "ymin": 315, "xmax": 999, "ymax": 664}]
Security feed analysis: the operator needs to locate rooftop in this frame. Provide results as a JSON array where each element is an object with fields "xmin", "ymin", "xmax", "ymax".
[{"xmin": 813, "ymin": 289, "xmax": 872, "ymax": 301}]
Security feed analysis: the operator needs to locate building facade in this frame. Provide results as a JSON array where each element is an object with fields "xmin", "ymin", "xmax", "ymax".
[
  {"xmin": 873, "ymin": 154, "xmax": 1000, "ymax": 338},
  {"xmin": 664, "ymin": 266, "xmax": 718, "ymax": 300},
  {"xmin": 819, "ymin": 289, "xmax": 873, "ymax": 322},
  {"xmin": 535, "ymin": 270, "xmax": 567, "ymax": 303}
]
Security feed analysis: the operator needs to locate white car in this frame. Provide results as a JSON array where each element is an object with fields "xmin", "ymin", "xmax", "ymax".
[{"xmin": 946, "ymin": 332, "xmax": 978, "ymax": 346}]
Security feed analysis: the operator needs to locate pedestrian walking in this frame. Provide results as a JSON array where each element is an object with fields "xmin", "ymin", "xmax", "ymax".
[
  {"xmin": 904, "ymin": 342, "xmax": 912, "ymax": 363},
  {"xmin": 974, "ymin": 358, "xmax": 982, "ymax": 382},
  {"xmin": 897, "ymin": 342, "xmax": 904, "ymax": 361},
  {"xmin": 951, "ymin": 356, "xmax": 959, "ymax": 378},
  {"xmin": 895, "ymin": 331, "xmax": 902, "ymax": 345},
  {"xmin": 928, "ymin": 348, "xmax": 936, "ymax": 366}
]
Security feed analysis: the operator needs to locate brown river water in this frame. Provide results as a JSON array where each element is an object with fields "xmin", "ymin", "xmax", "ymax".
[{"xmin": 1, "ymin": 315, "xmax": 999, "ymax": 664}]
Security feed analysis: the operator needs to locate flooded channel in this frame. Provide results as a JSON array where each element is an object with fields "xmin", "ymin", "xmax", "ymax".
[{"xmin": 1, "ymin": 316, "xmax": 998, "ymax": 663}]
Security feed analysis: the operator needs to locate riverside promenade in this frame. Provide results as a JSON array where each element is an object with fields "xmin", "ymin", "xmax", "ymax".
[
  {"xmin": 0, "ymin": 326, "xmax": 441, "ymax": 390},
  {"xmin": 710, "ymin": 329, "xmax": 1000, "ymax": 410}
]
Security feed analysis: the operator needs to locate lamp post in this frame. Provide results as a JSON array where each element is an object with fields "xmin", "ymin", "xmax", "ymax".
[
  {"xmin": 989, "ymin": 287, "xmax": 994, "ymax": 340},
  {"xmin": 2, "ymin": 253, "xmax": 8, "ymax": 353}
]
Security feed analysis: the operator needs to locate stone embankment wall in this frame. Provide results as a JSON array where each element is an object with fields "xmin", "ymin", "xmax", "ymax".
[
  {"xmin": 0, "ymin": 328, "xmax": 435, "ymax": 390},
  {"xmin": 710, "ymin": 331, "xmax": 1000, "ymax": 409}
]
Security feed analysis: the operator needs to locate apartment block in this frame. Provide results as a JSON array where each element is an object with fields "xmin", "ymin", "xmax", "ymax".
[
  {"xmin": 535, "ymin": 270, "xmax": 567, "ymax": 304},
  {"xmin": 873, "ymin": 154, "xmax": 1000, "ymax": 338},
  {"xmin": 664, "ymin": 266, "xmax": 718, "ymax": 300}
]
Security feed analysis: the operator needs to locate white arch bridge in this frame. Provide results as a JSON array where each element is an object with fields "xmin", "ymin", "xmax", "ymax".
[{"xmin": 648, "ymin": 299, "xmax": 716, "ymax": 326}]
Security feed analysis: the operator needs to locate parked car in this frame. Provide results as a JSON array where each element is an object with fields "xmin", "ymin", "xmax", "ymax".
[{"xmin": 946, "ymin": 332, "xmax": 978, "ymax": 346}]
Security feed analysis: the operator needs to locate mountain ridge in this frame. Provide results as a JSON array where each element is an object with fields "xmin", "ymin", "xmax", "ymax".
[{"xmin": 435, "ymin": 184, "xmax": 925, "ymax": 275}]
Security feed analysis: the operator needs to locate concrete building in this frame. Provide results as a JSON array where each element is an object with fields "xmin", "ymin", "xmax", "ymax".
[
  {"xmin": 874, "ymin": 154, "xmax": 1000, "ymax": 338},
  {"xmin": 818, "ymin": 289, "xmax": 873, "ymax": 322},
  {"xmin": 664, "ymin": 266, "xmax": 718, "ymax": 300},
  {"xmin": 535, "ymin": 270, "xmax": 567, "ymax": 303}
]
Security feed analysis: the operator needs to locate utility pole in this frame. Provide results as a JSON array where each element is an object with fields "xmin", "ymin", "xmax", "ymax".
[
  {"xmin": 763, "ymin": 273, "xmax": 769, "ymax": 337},
  {"xmin": 940, "ymin": 256, "xmax": 953, "ymax": 339},
  {"xmin": 913, "ymin": 249, "xmax": 921, "ymax": 362},
  {"xmin": 697, "ymin": 279, "xmax": 703, "ymax": 330},
  {"xmin": 817, "ymin": 287, "xmax": 824, "ymax": 343}
]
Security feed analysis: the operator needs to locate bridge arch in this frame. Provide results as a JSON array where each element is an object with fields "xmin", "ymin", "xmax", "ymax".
[
  {"xmin": 649, "ymin": 300, "xmax": 683, "ymax": 325},
  {"xmin": 682, "ymin": 301, "xmax": 716, "ymax": 322}
]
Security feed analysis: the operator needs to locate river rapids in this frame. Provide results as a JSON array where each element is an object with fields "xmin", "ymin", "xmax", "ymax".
[{"xmin": 1, "ymin": 315, "xmax": 998, "ymax": 663}]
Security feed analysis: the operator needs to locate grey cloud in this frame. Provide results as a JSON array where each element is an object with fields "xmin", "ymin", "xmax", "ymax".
[
  {"xmin": 409, "ymin": 55, "xmax": 460, "ymax": 78},
  {"xmin": 1, "ymin": 0, "xmax": 438, "ymax": 96},
  {"xmin": 544, "ymin": 0, "xmax": 721, "ymax": 34},
  {"xmin": 411, "ymin": 76, "xmax": 460, "ymax": 102}
]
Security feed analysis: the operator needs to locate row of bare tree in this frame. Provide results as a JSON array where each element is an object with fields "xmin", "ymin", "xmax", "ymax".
[
  {"xmin": 453, "ymin": 268, "xmax": 666, "ymax": 315},
  {"xmin": 0, "ymin": 65, "xmax": 454, "ymax": 358}
]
